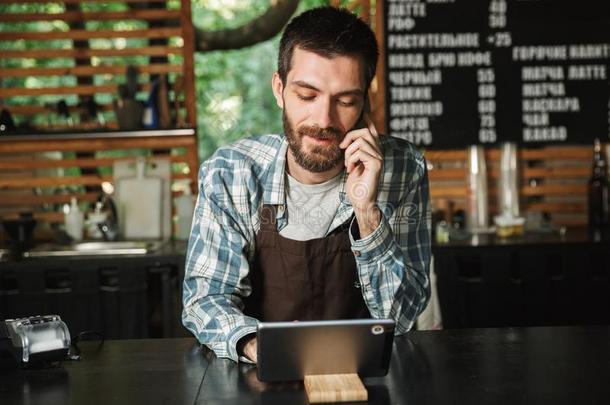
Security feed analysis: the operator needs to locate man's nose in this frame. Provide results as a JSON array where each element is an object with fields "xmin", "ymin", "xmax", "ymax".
[{"xmin": 311, "ymin": 98, "xmax": 334, "ymax": 129}]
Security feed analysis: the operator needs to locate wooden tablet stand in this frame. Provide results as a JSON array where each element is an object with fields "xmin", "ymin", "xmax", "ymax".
[{"xmin": 304, "ymin": 373, "xmax": 368, "ymax": 403}]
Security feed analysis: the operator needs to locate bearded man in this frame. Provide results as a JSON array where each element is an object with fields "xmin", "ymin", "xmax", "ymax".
[{"xmin": 182, "ymin": 6, "xmax": 431, "ymax": 363}]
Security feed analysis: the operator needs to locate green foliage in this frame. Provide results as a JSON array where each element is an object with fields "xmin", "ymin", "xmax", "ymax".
[
  {"xmin": 193, "ymin": 0, "xmax": 328, "ymax": 160},
  {"xmin": 194, "ymin": 39, "xmax": 282, "ymax": 159}
]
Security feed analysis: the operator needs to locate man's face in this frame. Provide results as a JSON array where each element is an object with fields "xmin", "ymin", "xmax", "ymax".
[{"xmin": 272, "ymin": 47, "xmax": 366, "ymax": 173}]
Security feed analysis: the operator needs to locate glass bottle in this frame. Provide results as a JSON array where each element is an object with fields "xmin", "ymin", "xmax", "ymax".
[{"xmin": 587, "ymin": 138, "xmax": 609, "ymax": 239}]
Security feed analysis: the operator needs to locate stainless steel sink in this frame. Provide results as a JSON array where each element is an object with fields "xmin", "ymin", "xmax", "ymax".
[{"xmin": 23, "ymin": 241, "xmax": 163, "ymax": 258}]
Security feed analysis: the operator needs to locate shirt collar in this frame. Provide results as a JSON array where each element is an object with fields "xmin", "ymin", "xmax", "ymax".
[{"xmin": 262, "ymin": 136, "xmax": 289, "ymax": 206}]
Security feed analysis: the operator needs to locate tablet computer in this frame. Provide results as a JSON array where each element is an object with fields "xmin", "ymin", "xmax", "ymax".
[{"xmin": 256, "ymin": 318, "xmax": 395, "ymax": 382}]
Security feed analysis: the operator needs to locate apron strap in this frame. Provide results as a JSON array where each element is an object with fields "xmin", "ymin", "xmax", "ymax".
[{"xmin": 259, "ymin": 204, "xmax": 279, "ymax": 232}]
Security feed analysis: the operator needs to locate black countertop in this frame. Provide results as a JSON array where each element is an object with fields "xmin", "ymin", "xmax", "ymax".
[
  {"xmin": 0, "ymin": 240, "xmax": 188, "ymax": 264},
  {"xmin": 2, "ymin": 326, "xmax": 609, "ymax": 405},
  {"xmin": 433, "ymin": 227, "xmax": 602, "ymax": 248},
  {"xmin": 0, "ymin": 227, "xmax": 600, "ymax": 263},
  {"xmin": 0, "ymin": 338, "xmax": 207, "ymax": 405}
]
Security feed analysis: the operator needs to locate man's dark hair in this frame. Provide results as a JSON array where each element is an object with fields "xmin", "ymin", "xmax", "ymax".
[{"xmin": 278, "ymin": 7, "xmax": 378, "ymax": 89}]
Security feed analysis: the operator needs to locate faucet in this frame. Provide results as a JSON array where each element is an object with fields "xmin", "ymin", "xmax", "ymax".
[{"xmin": 96, "ymin": 192, "xmax": 119, "ymax": 241}]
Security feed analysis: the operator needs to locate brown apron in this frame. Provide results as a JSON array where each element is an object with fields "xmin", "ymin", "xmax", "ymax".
[{"xmin": 244, "ymin": 204, "xmax": 370, "ymax": 321}]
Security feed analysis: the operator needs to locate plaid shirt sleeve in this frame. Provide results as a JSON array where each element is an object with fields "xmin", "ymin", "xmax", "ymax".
[
  {"xmin": 349, "ymin": 144, "xmax": 431, "ymax": 335},
  {"xmin": 182, "ymin": 158, "xmax": 258, "ymax": 363}
]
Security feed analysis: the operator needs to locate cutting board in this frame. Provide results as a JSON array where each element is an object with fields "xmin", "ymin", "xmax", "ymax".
[
  {"xmin": 114, "ymin": 157, "xmax": 163, "ymax": 239},
  {"xmin": 113, "ymin": 157, "xmax": 171, "ymax": 239}
]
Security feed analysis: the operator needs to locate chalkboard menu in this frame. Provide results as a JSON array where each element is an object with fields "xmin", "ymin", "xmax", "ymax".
[{"xmin": 384, "ymin": 0, "xmax": 610, "ymax": 148}]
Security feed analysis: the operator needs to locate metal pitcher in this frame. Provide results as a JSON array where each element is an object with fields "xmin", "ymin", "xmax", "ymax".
[
  {"xmin": 499, "ymin": 142, "xmax": 520, "ymax": 217},
  {"xmin": 466, "ymin": 145, "xmax": 489, "ymax": 232}
]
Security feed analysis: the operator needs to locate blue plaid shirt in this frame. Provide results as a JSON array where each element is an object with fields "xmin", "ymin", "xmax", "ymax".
[{"xmin": 182, "ymin": 134, "xmax": 431, "ymax": 362}]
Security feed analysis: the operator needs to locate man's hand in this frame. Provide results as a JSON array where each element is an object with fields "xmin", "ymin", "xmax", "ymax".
[
  {"xmin": 238, "ymin": 335, "xmax": 258, "ymax": 363},
  {"xmin": 340, "ymin": 114, "xmax": 383, "ymax": 238}
]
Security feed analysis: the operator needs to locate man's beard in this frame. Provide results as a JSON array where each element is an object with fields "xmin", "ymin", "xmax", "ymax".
[{"xmin": 283, "ymin": 111, "xmax": 345, "ymax": 173}]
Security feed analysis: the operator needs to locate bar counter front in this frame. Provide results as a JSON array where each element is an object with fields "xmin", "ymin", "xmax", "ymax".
[{"xmin": 1, "ymin": 326, "xmax": 608, "ymax": 405}]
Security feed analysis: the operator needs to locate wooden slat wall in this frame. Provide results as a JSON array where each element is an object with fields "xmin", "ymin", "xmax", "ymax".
[
  {"xmin": 426, "ymin": 145, "xmax": 595, "ymax": 227},
  {"xmin": 0, "ymin": 0, "xmax": 196, "ymax": 131},
  {"xmin": 0, "ymin": 9, "xmax": 183, "ymax": 23},
  {"xmin": 0, "ymin": 0, "xmax": 199, "ymax": 241},
  {"xmin": 0, "ymin": 132, "xmax": 199, "ymax": 241}
]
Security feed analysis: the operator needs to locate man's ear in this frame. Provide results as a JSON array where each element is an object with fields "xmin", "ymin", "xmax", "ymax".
[{"xmin": 271, "ymin": 72, "xmax": 284, "ymax": 109}]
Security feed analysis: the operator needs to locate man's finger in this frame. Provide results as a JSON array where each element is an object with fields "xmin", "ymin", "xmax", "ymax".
[
  {"xmin": 340, "ymin": 129, "xmax": 382, "ymax": 155},
  {"xmin": 244, "ymin": 337, "xmax": 258, "ymax": 363},
  {"xmin": 344, "ymin": 131, "xmax": 382, "ymax": 156},
  {"xmin": 340, "ymin": 127, "xmax": 369, "ymax": 149},
  {"xmin": 345, "ymin": 150, "xmax": 382, "ymax": 174},
  {"xmin": 345, "ymin": 137, "xmax": 382, "ymax": 161},
  {"xmin": 364, "ymin": 112, "xmax": 379, "ymax": 137}
]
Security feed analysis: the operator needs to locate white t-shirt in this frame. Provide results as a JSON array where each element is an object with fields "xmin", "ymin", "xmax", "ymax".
[{"xmin": 279, "ymin": 172, "xmax": 342, "ymax": 241}]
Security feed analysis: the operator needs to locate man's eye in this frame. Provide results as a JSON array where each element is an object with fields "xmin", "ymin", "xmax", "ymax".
[
  {"xmin": 338, "ymin": 99, "xmax": 357, "ymax": 107},
  {"xmin": 296, "ymin": 93, "xmax": 315, "ymax": 101}
]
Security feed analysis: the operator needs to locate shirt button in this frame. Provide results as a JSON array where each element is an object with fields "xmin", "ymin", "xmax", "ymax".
[
  {"xmin": 354, "ymin": 281, "xmax": 361, "ymax": 289},
  {"xmin": 353, "ymin": 250, "xmax": 361, "ymax": 257}
]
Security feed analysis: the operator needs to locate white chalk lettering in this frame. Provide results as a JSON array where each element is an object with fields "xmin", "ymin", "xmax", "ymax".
[
  {"xmin": 458, "ymin": 51, "xmax": 491, "ymax": 67},
  {"xmin": 391, "ymin": 86, "xmax": 432, "ymax": 101},
  {"xmin": 522, "ymin": 83, "xmax": 566, "ymax": 97},
  {"xmin": 388, "ymin": 17, "xmax": 416, "ymax": 31},
  {"xmin": 478, "ymin": 100, "xmax": 496, "ymax": 114},
  {"xmin": 521, "ymin": 66, "xmax": 564, "ymax": 81},
  {"xmin": 388, "ymin": 53, "xmax": 425, "ymax": 68},
  {"xmin": 477, "ymin": 69, "xmax": 495, "ymax": 83},
  {"xmin": 428, "ymin": 52, "xmax": 456, "ymax": 67},
  {"xmin": 522, "ymin": 98, "xmax": 580, "ymax": 113},
  {"xmin": 523, "ymin": 113, "xmax": 550, "ymax": 126},
  {"xmin": 478, "ymin": 84, "xmax": 496, "ymax": 98},
  {"xmin": 568, "ymin": 65, "xmax": 607, "ymax": 80},
  {"xmin": 388, "ymin": 3, "xmax": 426, "ymax": 18},
  {"xmin": 393, "ymin": 131, "xmax": 433, "ymax": 145},
  {"xmin": 568, "ymin": 44, "xmax": 610, "ymax": 60},
  {"xmin": 389, "ymin": 117, "xmax": 430, "ymax": 131},
  {"xmin": 390, "ymin": 102, "xmax": 443, "ymax": 117},
  {"xmin": 523, "ymin": 127, "xmax": 568, "ymax": 142},
  {"xmin": 389, "ymin": 70, "xmax": 442, "ymax": 85},
  {"xmin": 513, "ymin": 46, "xmax": 568, "ymax": 61},
  {"xmin": 479, "ymin": 114, "xmax": 495, "ymax": 128},
  {"xmin": 388, "ymin": 33, "xmax": 479, "ymax": 49},
  {"xmin": 479, "ymin": 129, "xmax": 497, "ymax": 143}
]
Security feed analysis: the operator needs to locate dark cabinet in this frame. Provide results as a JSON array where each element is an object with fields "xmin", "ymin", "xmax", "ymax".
[
  {"xmin": 433, "ymin": 238, "xmax": 610, "ymax": 328},
  {"xmin": 0, "ymin": 245, "xmax": 186, "ymax": 340}
]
